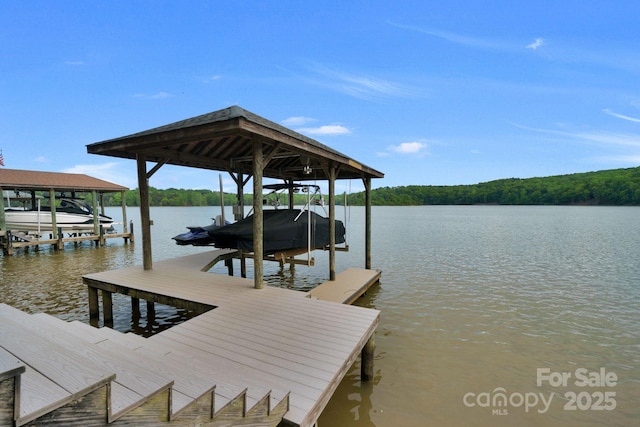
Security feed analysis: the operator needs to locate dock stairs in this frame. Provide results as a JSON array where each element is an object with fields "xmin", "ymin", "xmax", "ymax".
[{"xmin": 0, "ymin": 303, "xmax": 289, "ymax": 426}]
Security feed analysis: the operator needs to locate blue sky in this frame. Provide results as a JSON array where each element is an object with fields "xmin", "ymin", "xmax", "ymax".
[{"xmin": 2, "ymin": 1, "xmax": 640, "ymax": 194}]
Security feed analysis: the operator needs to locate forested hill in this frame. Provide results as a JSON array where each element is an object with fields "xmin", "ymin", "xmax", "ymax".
[
  {"xmin": 101, "ymin": 166, "xmax": 640, "ymax": 206},
  {"xmin": 348, "ymin": 166, "xmax": 640, "ymax": 206}
]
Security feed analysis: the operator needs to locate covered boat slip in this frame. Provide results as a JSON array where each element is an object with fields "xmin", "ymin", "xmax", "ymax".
[
  {"xmin": 0, "ymin": 169, "xmax": 132, "ymax": 255},
  {"xmin": 86, "ymin": 105, "xmax": 384, "ymax": 283},
  {"xmin": 79, "ymin": 105, "xmax": 384, "ymax": 425},
  {"xmin": 83, "ymin": 249, "xmax": 380, "ymax": 426}
]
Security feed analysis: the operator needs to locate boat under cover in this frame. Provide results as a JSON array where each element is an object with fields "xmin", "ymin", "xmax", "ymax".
[
  {"xmin": 173, "ymin": 209, "xmax": 346, "ymax": 254},
  {"xmin": 3, "ymin": 198, "xmax": 114, "ymax": 233},
  {"xmin": 173, "ymin": 223, "xmax": 225, "ymax": 246}
]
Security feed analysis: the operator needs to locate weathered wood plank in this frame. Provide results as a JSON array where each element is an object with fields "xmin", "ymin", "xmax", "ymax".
[
  {"xmin": 19, "ymin": 383, "xmax": 108, "ymax": 427},
  {"xmin": 17, "ymin": 367, "xmax": 71, "ymax": 423},
  {"xmin": 0, "ymin": 349, "xmax": 23, "ymax": 427},
  {"xmin": 0, "ymin": 347, "xmax": 25, "ymax": 382},
  {"xmin": 0, "ymin": 375, "xmax": 17, "ymax": 427}
]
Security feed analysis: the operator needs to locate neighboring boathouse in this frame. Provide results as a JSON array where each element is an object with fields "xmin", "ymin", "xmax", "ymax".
[
  {"xmin": 0, "ymin": 105, "xmax": 384, "ymax": 426},
  {"xmin": 0, "ymin": 169, "xmax": 132, "ymax": 255}
]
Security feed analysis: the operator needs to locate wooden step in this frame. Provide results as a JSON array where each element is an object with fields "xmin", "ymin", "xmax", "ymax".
[
  {"xmin": 5, "ymin": 306, "xmax": 289, "ymax": 426},
  {"xmin": 148, "ymin": 333, "xmax": 292, "ymax": 419},
  {"xmin": 0, "ymin": 348, "xmax": 26, "ymax": 426},
  {"xmin": 0, "ymin": 311, "xmax": 115, "ymax": 425},
  {"xmin": 30, "ymin": 312, "xmax": 247, "ymax": 422},
  {"xmin": 0, "ymin": 304, "xmax": 173, "ymax": 423}
]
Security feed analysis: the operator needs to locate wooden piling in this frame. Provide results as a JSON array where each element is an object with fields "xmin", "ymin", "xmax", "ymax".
[
  {"xmin": 102, "ymin": 291, "xmax": 113, "ymax": 327},
  {"xmin": 88, "ymin": 287, "xmax": 99, "ymax": 325},
  {"xmin": 361, "ymin": 333, "xmax": 375, "ymax": 381}
]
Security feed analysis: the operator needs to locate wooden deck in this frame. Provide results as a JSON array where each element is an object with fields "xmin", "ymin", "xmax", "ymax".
[
  {"xmin": 309, "ymin": 268, "xmax": 381, "ymax": 304},
  {"xmin": 80, "ymin": 249, "xmax": 380, "ymax": 427},
  {"xmin": 1, "ymin": 225, "xmax": 133, "ymax": 256}
]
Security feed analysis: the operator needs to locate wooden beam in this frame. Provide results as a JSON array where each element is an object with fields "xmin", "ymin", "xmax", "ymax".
[{"xmin": 146, "ymin": 159, "xmax": 168, "ymax": 179}]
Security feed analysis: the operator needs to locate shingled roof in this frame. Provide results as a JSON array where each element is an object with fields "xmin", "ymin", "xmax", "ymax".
[
  {"xmin": 87, "ymin": 105, "xmax": 384, "ymax": 181},
  {"xmin": 0, "ymin": 168, "xmax": 128, "ymax": 193}
]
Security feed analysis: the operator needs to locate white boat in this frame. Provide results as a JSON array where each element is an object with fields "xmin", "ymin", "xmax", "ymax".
[{"xmin": 4, "ymin": 198, "xmax": 114, "ymax": 233}]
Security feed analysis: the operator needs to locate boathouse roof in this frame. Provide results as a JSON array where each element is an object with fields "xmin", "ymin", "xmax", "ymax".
[
  {"xmin": 86, "ymin": 105, "xmax": 384, "ymax": 181},
  {"xmin": 0, "ymin": 168, "xmax": 128, "ymax": 193}
]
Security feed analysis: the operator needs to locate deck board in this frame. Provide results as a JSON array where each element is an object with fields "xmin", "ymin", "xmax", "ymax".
[
  {"xmin": 82, "ymin": 249, "xmax": 380, "ymax": 427},
  {"xmin": 308, "ymin": 267, "xmax": 381, "ymax": 304}
]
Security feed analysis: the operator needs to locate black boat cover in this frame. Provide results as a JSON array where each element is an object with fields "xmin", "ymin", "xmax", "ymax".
[
  {"xmin": 172, "ymin": 223, "xmax": 223, "ymax": 246},
  {"xmin": 207, "ymin": 209, "xmax": 345, "ymax": 254}
]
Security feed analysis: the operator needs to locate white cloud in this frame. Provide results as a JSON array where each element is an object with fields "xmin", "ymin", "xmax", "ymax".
[
  {"xmin": 296, "ymin": 125, "xmax": 351, "ymax": 135},
  {"xmin": 281, "ymin": 116, "xmax": 316, "ymax": 126},
  {"xmin": 603, "ymin": 108, "xmax": 640, "ymax": 123},
  {"xmin": 508, "ymin": 121, "xmax": 640, "ymax": 148},
  {"xmin": 304, "ymin": 61, "xmax": 417, "ymax": 101},
  {"xmin": 133, "ymin": 92, "xmax": 173, "ymax": 100},
  {"xmin": 389, "ymin": 22, "xmax": 509, "ymax": 50},
  {"xmin": 35, "ymin": 156, "xmax": 48, "ymax": 163},
  {"xmin": 387, "ymin": 141, "xmax": 429, "ymax": 155},
  {"xmin": 526, "ymin": 38, "xmax": 545, "ymax": 50},
  {"xmin": 62, "ymin": 162, "xmax": 136, "ymax": 188}
]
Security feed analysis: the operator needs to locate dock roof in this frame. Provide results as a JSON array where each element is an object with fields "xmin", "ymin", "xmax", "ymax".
[
  {"xmin": 0, "ymin": 168, "xmax": 128, "ymax": 193},
  {"xmin": 86, "ymin": 105, "xmax": 384, "ymax": 181}
]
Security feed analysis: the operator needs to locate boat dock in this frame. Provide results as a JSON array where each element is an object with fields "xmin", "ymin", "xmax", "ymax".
[
  {"xmin": 1, "ymin": 168, "xmax": 133, "ymax": 256},
  {"xmin": 0, "ymin": 249, "xmax": 380, "ymax": 426},
  {"xmin": 310, "ymin": 268, "xmax": 382, "ymax": 305},
  {"xmin": 0, "ymin": 224, "xmax": 133, "ymax": 255}
]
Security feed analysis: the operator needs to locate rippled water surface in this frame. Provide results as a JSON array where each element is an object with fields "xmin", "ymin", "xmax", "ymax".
[{"xmin": 2, "ymin": 205, "xmax": 639, "ymax": 426}]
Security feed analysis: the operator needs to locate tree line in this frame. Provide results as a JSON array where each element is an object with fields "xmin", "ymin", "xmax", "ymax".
[
  {"xmin": 99, "ymin": 166, "xmax": 640, "ymax": 207},
  {"xmin": 348, "ymin": 166, "xmax": 640, "ymax": 205}
]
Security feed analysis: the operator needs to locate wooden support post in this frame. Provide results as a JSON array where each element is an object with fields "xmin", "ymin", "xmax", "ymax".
[
  {"xmin": 88, "ymin": 286, "xmax": 100, "ymax": 326},
  {"xmin": 131, "ymin": 297, "xmax": 140, "ymax": 315},
  {"xmin": 364, "ymin": 177, "xmax": 372, "ymax": 270},
  {"xmin": 226, "ymin": 258, "xmax": 234, "ymax": 276},
  {"xmin": 137, "ymin": 155, "xmax": 153, "ymax": 270},
  {"xmin": 146, "ymin": 300, "xmax": 155, "ymax": 321},
  {"xmin": 361, "ymin": 333, "xmax": 375, "ymax": 381},
  {"xmin": 0, "ymin": 185, "xmax": 6, "ymax": 235},
  {"xmin": 5, "ymin": 231, "xmax": 12, "ymax": 256},
  {"xmin": 128, "ymin": 220, "xmax": 134, "ymax": 243},
  {"xmin": 252, "ymin": 138, "xmax": 264, "ymax": 289},
  {"xmin": 121, "ymin": 191, "xmax": 128, "ymax": 233},
  {"xmin": 56, "ymin": 227, "xmax": 63, "ymax": 250},
  {"xmin": 92, "ymin": 190, "xmax": 99, "ymax": 236},
  {"xmin": 102, "ymin": 291, "xmax": 113, "ymax": 328},
  {"xmin": 49, "ymin": 189, "xmax": 58, "ymax": 241},
  {"xmin": 240, "ymin": 252, "xmax": 247, "ymax": 278},
  {"xmin": 328, "ymin": 165, "xmax": 337, "ymax": 281}
]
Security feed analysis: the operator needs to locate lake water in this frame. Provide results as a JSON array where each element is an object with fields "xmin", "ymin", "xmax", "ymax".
[{"xmin": 1, "ymin": 205, "xmax": 639, "ymax": 426}]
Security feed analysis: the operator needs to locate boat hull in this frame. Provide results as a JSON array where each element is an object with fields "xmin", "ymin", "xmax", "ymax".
[{"xmin": 4, "ymin": 209, "xmax": 113, "ymax": 233}]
